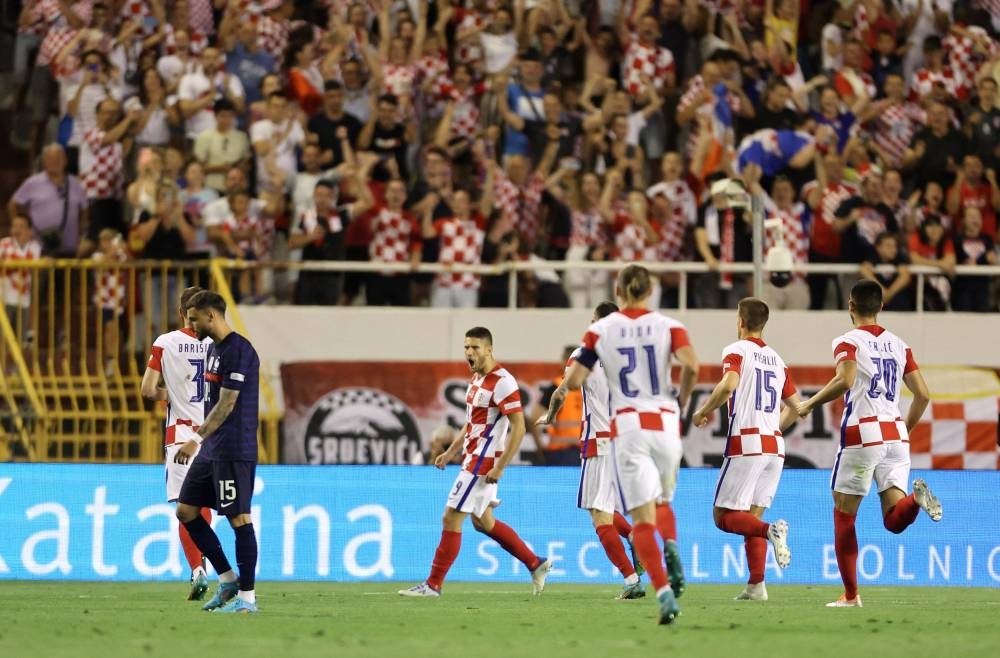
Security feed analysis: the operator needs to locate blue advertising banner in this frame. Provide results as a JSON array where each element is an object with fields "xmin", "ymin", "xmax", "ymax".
[{"xmin": 1, "ymin": 465, "xmax": 998, "ymax": 586}]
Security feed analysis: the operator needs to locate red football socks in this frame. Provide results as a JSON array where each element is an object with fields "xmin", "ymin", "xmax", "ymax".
[
  {"xmin": 655, "ymin": 503, "xmax": 678, "ymax": 542},
  {"xmin": 179, "ymin": 507, "xmax": 212, "ymax": 570},
  {"xmin": 612, "ymin": 511, "xmax": 632, "ymax": 539},
  {"xmin": 745, "ymin": 536, "xmax": 767, "ymax": 584},
  {"xmin": 632, "ymin": 523, "xmax": 669, "ymax": 591},
  {"xmin": 427, "ymin": 530, "xmax": 462, "ymax": 590},
  {"xmin": 487, "ymin": 521, "xmax": 542, "ymax": 571},
  {"xmin": 717, "ymin": 510, "xmax": 770, "ymax": 538},
  {"xmin": 596, "ymin": 524, "xmax": 636, "ymax": 578},
  {"xmin": 883, "ymin": 494, "xmax": 919, "ymax": 534},
  {"xmin": 833, "ymin": 509, "xmax": 859, "ymax": 599}
]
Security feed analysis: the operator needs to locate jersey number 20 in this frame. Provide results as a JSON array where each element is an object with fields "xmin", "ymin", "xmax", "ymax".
[
  {"xmin": 188, "ymin": 359, "xmax": 205, "ymax": 403},
  {"xmin": 867, "ymin": 357, "xmax": 898, "ymax": 401},
  {"xmin": 617, "ymin": 345, "xmax": 660, "ymax": 397}
]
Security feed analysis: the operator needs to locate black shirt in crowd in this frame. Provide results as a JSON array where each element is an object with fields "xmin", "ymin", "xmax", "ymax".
[
  {"xmin": 834, "ymin": 196, "xmax": 898, "ymax": 263},
  {"xmin": 307, "ymin": 111, "xmax": 364, "ymax": 168}
]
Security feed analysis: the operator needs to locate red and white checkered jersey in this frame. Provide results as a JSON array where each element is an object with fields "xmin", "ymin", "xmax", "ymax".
[
  {"xmin": 383, "ymin": 61, "xmax": 416, "ymax": 99},
  {"xmin": 569, "ymin": 208, "xmax": 609, "ymax": 248},
  {"xmin": 721, "ymin": 337, "xmax": 796, "ymax": 458},
  {"xmin": 0, "ymin": 237, "xmax": 42, "ymax": 308},
  {"xmin": 454, "ymin": 11, "xmax": 489, "ymax": 66},
  {"xmin": 494, "ymin": 170, "xmax": 544, "ymax": 249},
  {"xmin": 415, "ymin": 54, "xmax": 451, "ymax": 116},
  {"xmin": 833, "ymin": 325, "xmax": 919, "ymax": 449},
  {"xmin": 92, "ymin": 248, "xmax": 127, "ymax": 313},
  {"xmin": 763, "ymin": 198, "xmax": 809, "ymax": 282},
  {"xmin": 188, "ymin": 0, "xmax": 215, "ymax": 36},
  {"xmin": 833, "ymin": 68, "xmax": 877, "ymax": 101},
  {"xmin": 223, "ymin": 211, "xmax": 264, "ymax": 255},
  {"xmin": 944, "ymin": 26, "xmax": 998, "ymax": 98},
  {"xmin": 647, "ymin": 180, "xmax": 696, "ymax": 260},
  {"xmin": 438, "ymin": 82, "xmax": 484, "ymax": 141},
  {"xmin": 34, "ymin": 1, "xmax": 94, "ymax": 65},
  {"xmin": 869, "ymin": 102, "xmax": 925, "ymax": 168},
  {"xmin": 612, "ymin": 213, "xmax": 658, "ymax": 262},
  {"xmin": 162, "ymin": 24, "xmax": 208, "ymax": 56},
  {"xmin": 568, "ymin": 347, "xmax": 610, "ymax": 459},
  {"xmin": 461, "ymin": 364, "xmax": 522, "ymax": 475},
  {"xmin": 910, "ymin": 66, "xmax": 964, "ymax": 101},
  {"xmin": 368, "ymin": 206, "xmax": 421, "ymax": 265},
  {"xmin": 147, "ymin": 328, "xmax": 211, "ymax": 445},
  {"xmin": 120, "ymin": 1, "xmax": 156, "ymax": 40},
  {"xmin": 433, "ymin": 215, "xmax": 486, "ymax": 289},
  {"xmin": 622, "ymin": 35, "xmax": 675, "ymax": 96},
  {"xmin": 80, "ymin": 127, "xmax": 123, "ymax": 201},
  {"xmin": 579, "ymin": 309, "xmax": 692, "ymax": 436},
  {"xmin": 803, "ymin": 180, "xmax": 857, "ymax": 259},
  {"xmin": 256, "ymin": 14, "xmax": 290, "ymax": 62}
]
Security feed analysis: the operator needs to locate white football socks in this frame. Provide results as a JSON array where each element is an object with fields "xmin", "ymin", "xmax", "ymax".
[{"xmin": 237, "ymin": 590, "xmax": 256, "ymax": 604}]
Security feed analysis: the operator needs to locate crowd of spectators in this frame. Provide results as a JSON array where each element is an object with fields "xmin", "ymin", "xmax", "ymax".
[{"xmin": 3, "ymin": 0, "xmax": 1000, "ymax": 317}]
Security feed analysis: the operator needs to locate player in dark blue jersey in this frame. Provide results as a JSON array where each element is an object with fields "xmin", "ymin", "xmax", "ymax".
[{"xmin": 174, "ymin": 291, "xmax": 261, "ymax": 614}]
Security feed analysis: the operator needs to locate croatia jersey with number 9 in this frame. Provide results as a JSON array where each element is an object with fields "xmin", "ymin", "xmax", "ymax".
[
  {"xmin": 578, "ymin": 309, "xmax": 691, "ymax": 435},
  {"xmin": 832, "ymin": 325, "xmax": 918, "ymax": 449},
  {"xmin": 147, "ymin": 328, "xmax": 211, "ymax": 446}
]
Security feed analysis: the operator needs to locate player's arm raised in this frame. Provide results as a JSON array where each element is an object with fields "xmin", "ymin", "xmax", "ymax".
[
  {"xmin": 174, "ymin": 388, "xmax": 241, "ymax": 464},
  {"xmin": 692, "ymin": 370, "xmax": 739, "ymax": 428},
  {"xmin": 902, "ymin": 369, "xmax": 930, "ymax": 433},
  {"xmin": 434, "ymin": 424, "xmax": 468, "ymax": 469},
  {"xmin": 797, "ymin": 360, "xmax": 857, "ymax": 417},
  {"xmin": 485, "ymin": 412, "xmax": 526, "ymax": 485}
]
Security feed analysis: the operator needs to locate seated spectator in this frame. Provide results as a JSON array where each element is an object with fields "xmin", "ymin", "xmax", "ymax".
[
  {"xmin": 9, "ymin": 144, "xmax": 87, "ymax": 257},
  {"xmin": 908, "ymin": 214, "xmax": 955, "ymax": 311},
  {"xmin": 860, "ymin": 232, "xmax": 914, "ymax": 311},
  {"xmin": 0, "ymin": 214, "xmax": 42, "ymax": 342},
  {"xmin": 952, "ymin": 207, "xmax": 998, "ymax": 312}
]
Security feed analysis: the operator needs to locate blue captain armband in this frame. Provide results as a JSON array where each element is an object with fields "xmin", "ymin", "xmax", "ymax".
[{"xmin": 576, "ymin": 347, "xmax": 599, "ymax": 370}]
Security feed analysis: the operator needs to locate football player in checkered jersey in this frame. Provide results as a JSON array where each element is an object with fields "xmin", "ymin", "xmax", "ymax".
[
  {"xmin": 692, "ymin": 298, "xmax": 801, "ymax": 602},
  {"xmin": 797, "ymin": 280, "xmax": 942, "ymax": 608},
  {"xmin": 562, "ymin": 264, "xmax": 700, "ymax": 625},
  {"xmin": 400, "ymin": 327, "xmax": 553, "ymax": 597},
  {"xmin": 537, "ymin": 301, "xmax": 647, "ymax": 601},
  {"xmin": 140, "ymin": 285, "xmax": 213, "ymax": 601}
]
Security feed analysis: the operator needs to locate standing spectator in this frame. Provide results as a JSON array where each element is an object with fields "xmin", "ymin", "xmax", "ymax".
[
  {"xmin": 563, "ymin": 171, "xmax": 611, "ymax": 309},
  {"xmin": 126, "ymin": 147, "xmax": 164, "ymax": 224},
  {"xmin": 284, "ymin": 39, "xmax": 326, "ymax": 116},
  {"xmin": 79, "ymin": 98, "xmax": 140, "ymax": 256},
  {"xmin": 869, "ymin": 29, "xmax": 903, "ymax": 93},
  {"xmin": 62, "ymin": 49, "xmax": 121, "ymax": 172},
  {"xmin": 946, "ymin": 154, "xmax": 1000, "ymax": 241},
  {"xmin": 340, "ymin": 57, "xmax": 381, "ymax": 124},
  {"xmin": 753, "ymin": 79, "xmax": 800, "ymax": 132},
  {"xmin": 367, "ymin": 178, "xmax": 423, "ymax": 306},
  {"xmin": 177, "ymin": 47, "xmax": 246, "ymax": 142},
  {"xmin": 130, "ymin": 183, "xmax": 196, "ymax": 331},
  {"xmin": 129, "ymin": 69, "xmax": 175, "ymax": 148},
  {"xmin": 692, "ymin": 171, "xmax": 754, "ymax": 309},
  {"xmin": 9, "ymin": 144, "xmax": 87, "ymax": 257},
  {"xmin": 192, "ymin": 99, "xmax": 252, "ymax": 194},
  {"xmin": 289, "ymin": 169, "xmax": 374, "ymax": 306},
  {"xmin": 908, "ymin": 180, "xmax": 950, "ymax": 233},
  {"xmin": 91, "ymin": 228, "xmax": 129, "ymax": 374},
  {"xmin": 764, "ymin": 0, "xmax": 800, "ymax": 62},
  {"xmin": 952, "ymin": 207, "xmax": 998, "ymax": 312},
  {"xmin": 221, "ymin": 191, "xmax": 270, "ymax": 302},
  {"xmin": 500, "ymin": 52, "xmax": 546, "ymax": 159},
  {"xmin": 804, "ymin": 150, "xmax": 856, "ymax": 309},
  {"xmin": 758, "ymin": 176, "xmax": 811, "ymax": 310},
  {"xmin": 156, "ymin": 29, "xmax": 198, "ymax": 94},
  {"xmin": 292, "ymin": 142, "xmax": 346, "ymax": 216},
  {"xmin": 966, "ymin": 77, "xmax": 1000, "ymax": 171},
  {"xmin": 860, "ymin": 232, "xmax": 914, "ymax": 311},
  {"xmin": 223, "ymin": 20, "xmax": 277, "ymax": 107},
  {"xmin": 910, "ymin": 36, "xmax": 964, "ymax": 102},
  {"xmin": 180, "ymin": 161, "xmax": 219, "ymax": 258},
  {"xmin": 201, "ymin": 167, "xmax": 275, "ymax": 257},
  {"xmin": 903, "ymin": 101, "xmax": 969, "ymax": 191},
  {"xmin": 832, "ymin": 39, "xmax": 876, "ymax": 105},
  {"xmin": 308, "ymin": 81, "xmax": 365, "ymax": 169},
  {"xmin": 908, "ymin": 214, "xmax": 955, "ymax": 311},
  {"xmin": 0, "ymin": 214, "xmax": 42, "ymax": 341},
  {"xmin": 480, "ymin": 5, "xmax": 519, "ymax": 75},
  {"xmin": 251, "ymin": 92, "xmax": 306, "ymax": 193},
  {"xmin": 359, "ymin": 94, "xmax": 415, "ymax": 182},
  {"xmin": 862, "ymin": 73, "xmax": 925, "ymax": 171},
  {"xmin": 811, "ymin": 85, "xmax": 864, "ymax": 155},
  {"xmin": 833, "ymin": 167, "xmax": 898, "ymax": 264}
]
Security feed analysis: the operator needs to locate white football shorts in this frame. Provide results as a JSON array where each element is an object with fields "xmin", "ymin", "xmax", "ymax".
[
  {"xmin": 577, "ymin": 454, "xmax": 620, "ymax": 514},
  {"xmin": 164, "ymin": 441, "xmax": 200, "ymax": 502},
  {"xmin": 610, "ymin": 427, "xmax": 682, "ymax": 512},
  {"xmin": 446, "ymin": 469, "xmax": 499, "ymax": 518},
  {"xmin": 713, "ymin": 454, "xmax": 784, "ymax": 510},
  {"xmin": 831, "ymin": 441, "xmax": 911, "ymax": 497}
]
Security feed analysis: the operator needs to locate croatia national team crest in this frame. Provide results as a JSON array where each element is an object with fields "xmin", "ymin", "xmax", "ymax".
[{"xmin": 302, "ymin": 387, "xmax": 422, "ymax": 465}]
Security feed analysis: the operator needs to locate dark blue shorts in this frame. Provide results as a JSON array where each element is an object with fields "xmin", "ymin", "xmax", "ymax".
[{"xmin": 178, "ymin": 456, "xmax": 256, "ymax": 516}]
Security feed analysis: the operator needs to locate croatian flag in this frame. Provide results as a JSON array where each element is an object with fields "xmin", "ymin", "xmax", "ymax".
[
  {"xmin": 698, "ymin": 83, "xmax": 735, "ymax": 178},
  {"xmin": 736, "ymin": 129, "xmax": 814, "ymax": 177}
]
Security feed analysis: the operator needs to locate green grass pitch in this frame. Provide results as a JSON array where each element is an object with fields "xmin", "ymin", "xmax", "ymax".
[{"xmin": 1, "ymin": 582, "xmax": 997, "ymax": 658}]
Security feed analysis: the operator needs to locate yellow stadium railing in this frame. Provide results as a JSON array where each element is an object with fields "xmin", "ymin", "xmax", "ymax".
[{"xmin": 0, "ymin": 258, "xmax": 280, "ymax": 463}]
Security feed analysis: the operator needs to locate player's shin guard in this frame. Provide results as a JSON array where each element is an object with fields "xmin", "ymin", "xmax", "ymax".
[
  {"xmin": 632, "ymin": 523, "xmax": 669, "ymax": 593},
  {"xmin": 427, "ymin": 530, "xmax": 462, "ymax": 590},
  {"xmin": 182, "ymin": 514, "xmax": 233, "ymax": 576},
  {"xmin": 234, "ymin": 523, "xmax": 257, "ymax": 593},
  {"xmin": 883, "ymin": 494, "xmax": 919, "ymax": 534},
  {"xmin": 655, "ymin": 503, "xmax": 677, "ymax": 541},
  {"xmin": 484, "ymin": 521, "xmax": 542, "ymax": 571},
  {"xmin": 613, "ymin": 511, "xmax": 632, "ymax": 539},
  {"xmin": 833, "ymin": 509, "xmax": 859, "ymax": 599},
  {"xmin": 717, "ymin": 511, "xmax": 770, "ymax": 538},
  {"xmin": 179, "ymin": 508, "xmax": 212, "ymax": 571},
  {"xmin": 745, "ymin": 536, "xmax": 767, "ymax": 585},
  {"xmin": 596, "ymin": 524, "xmax": 636, "ymax": 578}
]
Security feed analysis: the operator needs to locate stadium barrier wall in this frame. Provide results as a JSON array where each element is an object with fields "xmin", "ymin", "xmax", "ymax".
[{"xmin": 2, "ymin": 464, "xmax": 998, "ymax": 587}]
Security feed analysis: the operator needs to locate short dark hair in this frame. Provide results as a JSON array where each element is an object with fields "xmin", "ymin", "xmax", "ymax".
[
  {"xmin": 179, "ymin": 285, "xmax": 206, "ymax": 311},
  {"xmin": 874, "ymin": 231, "xmax": 896, "ymax": 247},
  {"xmin": 850, "ymin": 279, "xmax": 883, "ymax": 317},
  {"xmin": 738, "ymin": 297, "xmax": 770, "ymax": 332},
  {"xmin": 378, "ymin": 93, "xmax": 399, "ymax": 107},
  {"xmin": 188, "ymin": 290, "xmax": 227, "ymax": 315},
  {"xmin": 267, "ymin": 91, "xmax": 288, "ymax": 102},
  {"xmin": 324, "ymin": 79, "xmax": 344, "ymax": 92},
  {"xmin": 214, "ymin": 98, "xmax": 236, "ymax": 114},
  {"xmin": 314, "ymin": 178, "xmax": 337, "ymax": 192},
  {"xmin": 465, "ymin": 326, "xmax": 493, "ymax": 345},
  {"xmin": 594, "ymin": 301, "xmax": 618, "ymax": 319}
]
